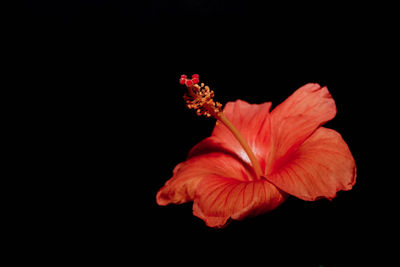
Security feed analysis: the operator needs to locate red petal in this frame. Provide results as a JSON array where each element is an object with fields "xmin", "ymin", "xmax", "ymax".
[
  {"xmin": 156, "ymin": 151, "xmax": 254, "ymax": 206},
  {"xmin": 193, "ymin": 175, "xmax": 287, "ymax": 228},
  {"xmin": 266, "ymin": 127, "xmax": 356, "ymax": 201},
  {"xmin": 268, "ymin": 83, "xmax": 336, "ymax": 173},
  {"xmin": 211, "ymin": 100, "xmax": 272, "ymax": 172}
]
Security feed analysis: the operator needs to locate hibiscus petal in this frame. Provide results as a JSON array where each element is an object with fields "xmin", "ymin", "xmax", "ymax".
[
  {"xmin": 266, "ymin": 127, "xmax": 356, "ymax": 201},
  {"xmin": 193, "ymin": 175, "xmax": 287, "ymax": 228},
  {"xmin": 156, "ymin": 152, "xmax": 254, "ymax": 206},
  {"xmin": 268, "ymin": 83, "xmax": 336, "ymax": 173},
  {"xmin": 211, "ymin": 100, "xmax": 272, "ymax": 171}
]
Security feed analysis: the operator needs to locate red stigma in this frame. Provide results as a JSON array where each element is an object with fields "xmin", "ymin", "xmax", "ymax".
[
  {"xmin": 179, "ymin": 74, "xmax": 200, "ymax": 87},
  {"xmin": 185, "ymin": 80, "xmax": 193, "ymax": 86}
]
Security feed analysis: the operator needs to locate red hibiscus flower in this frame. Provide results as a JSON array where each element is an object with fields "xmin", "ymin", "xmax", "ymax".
[{"xmin": 156, "ymin": 74, "xmax": 356, "ymax": 228}]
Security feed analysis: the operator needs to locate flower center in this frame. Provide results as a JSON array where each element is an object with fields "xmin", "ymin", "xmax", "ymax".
[{"xmin": 180, "ymin": 74, "xmax": 263, "ymax": 180}]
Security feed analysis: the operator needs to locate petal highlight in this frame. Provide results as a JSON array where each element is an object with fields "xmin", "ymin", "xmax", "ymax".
[
  {"xmin": 266, "ymin": 127, "xmax": 356, "ymax": 201},
  {"xmin": 211, "ymin": 100, "xmax": 272, "ymax": 172}
]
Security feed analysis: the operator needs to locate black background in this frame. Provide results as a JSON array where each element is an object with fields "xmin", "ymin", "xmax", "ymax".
[{"xmin": 17, "ymin": 1, "xmax": 396, "ymax": 266}]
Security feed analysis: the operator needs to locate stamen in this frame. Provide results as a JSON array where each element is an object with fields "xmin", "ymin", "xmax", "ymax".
[
  {"xmin": 179, "ymin": 74, "xmax": 263, "ymax": 180},
  {"xmin": 180, "ymin": 74, "xmax": 223, "ymax": 119}
]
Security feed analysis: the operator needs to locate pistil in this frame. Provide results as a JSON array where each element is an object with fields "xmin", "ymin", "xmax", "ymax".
[{"xmin": 180, "ymin": 74, "xmax": 263, "ymax": 180}]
